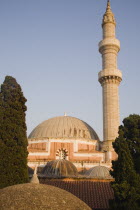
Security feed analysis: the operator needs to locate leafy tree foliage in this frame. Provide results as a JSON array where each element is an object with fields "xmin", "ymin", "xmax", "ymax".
[
  {"xmin": 122, "ymin": 115, "xmax": 140, "ymax": 174},
  {"xmin": 110, "ymin": 115, "xmax": 140, "ymax": 210},
  {"xmin": 0, "ymin": 76, "xmax": 28, "ymax": 188}
]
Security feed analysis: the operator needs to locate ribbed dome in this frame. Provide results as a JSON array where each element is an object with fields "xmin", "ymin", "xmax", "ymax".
[
  {"xmin": 28, "ymin": 166, "xmax": 34, "ymax": 178},
  {"xmin": 87, "ymin": 166, "xmax": 112, "ymax": 179},
  {"xmin": 28, "ymin": 116, "xmax": 99, "ymax": 140},
  {"xmin": 41, "ymin": 159, "xmax": 78, "ymax": 178},
  {"xmin": 0, "ymin": 184, "xmax": 91, "ymax": 210}
]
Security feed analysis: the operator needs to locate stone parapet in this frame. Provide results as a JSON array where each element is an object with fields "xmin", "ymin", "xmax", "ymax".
[
  {"xmin": 99, "ymin": 38, "xmax": 120, "ymax": 53},
  {"xmin": 98, "ymin": 69, "xmax": 122, "ymax": 82},
  {"xmin": 99, "ymin": 76, "xmax": 122, "ymax": 85}
]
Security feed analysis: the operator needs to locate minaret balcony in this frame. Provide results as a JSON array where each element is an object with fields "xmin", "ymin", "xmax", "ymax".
[
  {"xmin": 99, "ymin": 38, "xmax": 120, "ymax": 53},
  {"xmin": 98, "ymin": 68, "xmax": 122, "ymax": 83}
]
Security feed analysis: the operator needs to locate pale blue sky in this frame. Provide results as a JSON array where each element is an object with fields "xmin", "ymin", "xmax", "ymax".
[{"xmin": 0, "ymin": 0, "xmax": 140, "ymax": 140}]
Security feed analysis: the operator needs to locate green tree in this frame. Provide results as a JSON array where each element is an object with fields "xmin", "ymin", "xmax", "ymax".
[
  {"xmin": 110, "ymin": 116, "xmax": 140, "ymax": 210},
  {"xmin": 122, "ymin": 115, "xmax": 140, "ymax": 174},
  {"xmin": 0, "ymin": 76, "xmax": 28, "ymax": 188}
]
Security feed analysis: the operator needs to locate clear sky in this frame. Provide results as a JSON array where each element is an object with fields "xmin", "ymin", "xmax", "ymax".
[{"xmin": 0, "ymin": 0, "xmax": 140, "ymax": 140}]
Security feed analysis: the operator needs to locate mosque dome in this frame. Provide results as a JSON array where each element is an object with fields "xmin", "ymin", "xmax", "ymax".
[
  {"xmin": 0, "ymin": 183, "xmax": 91, "ymax": 210},
  {"xmin": 28, "ymin": 116, "xmax": 99, "ymax": 140},
  {"xmin": 86, "ymin": 166, "xmax": 112, "ymax": 179},
  {"xmin": 41, "ymin": 159, "xmax": 78, "ymax": 178},
  {"xmin": 28, "ymin": 166, "xmax": 34, "ymax": 177}
]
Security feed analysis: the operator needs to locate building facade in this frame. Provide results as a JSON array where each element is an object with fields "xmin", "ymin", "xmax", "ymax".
[{"xmin": 28, "ymin": 1, "xmax": 122, "ymax": 172}]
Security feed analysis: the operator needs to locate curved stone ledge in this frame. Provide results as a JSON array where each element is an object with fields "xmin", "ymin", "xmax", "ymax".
[
  {"xmin": 98, "ymin": 75, "xmax": 122, "ymax": 85},
  {"xmin": 98, "ymin": 69, "xmax": 122, "ymax": 80},
  {"xmin": 99, "ymin": 38, "xmax": 120, "ymax": 52}
]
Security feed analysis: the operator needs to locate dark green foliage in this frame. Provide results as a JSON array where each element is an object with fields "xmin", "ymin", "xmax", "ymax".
[
  {"xmin": 110, "ymin": 115, "xmax": 140, "ymax": 210},
  {"xmin": 0, "ymin": 76, "xmax": 28, "ymax": 188},
  {"xmin": 122, "ymin": 115, "xmax": 140, "ymax": 174}
]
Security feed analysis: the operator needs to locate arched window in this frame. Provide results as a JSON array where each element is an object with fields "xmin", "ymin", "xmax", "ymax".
[{"xmin": 56, "ymin": 148, "xmax": 68, "ymax": 160}]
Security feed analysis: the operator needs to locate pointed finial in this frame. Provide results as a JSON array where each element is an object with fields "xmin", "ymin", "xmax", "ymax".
[
  {"xmin": 30, "ymin": 165, "xmax": 39, "ymax": 184},
  {"xmin": 34, "ymin": 165, "xmax": 38, "ymax": 174},
  {"xmin": 106, "ymin": 0, "xmax": 111, "ymax": 12},
  {"xmin": 102, "ymin": 0, "xmax": 116, "ymax": 26}
]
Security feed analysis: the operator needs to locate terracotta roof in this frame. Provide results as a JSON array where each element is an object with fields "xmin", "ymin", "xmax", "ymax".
[{"xmin": 40, "ymin": 180, "xmax": 114, "ymax": 210}]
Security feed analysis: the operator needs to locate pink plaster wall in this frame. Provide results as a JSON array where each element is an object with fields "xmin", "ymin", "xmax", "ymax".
[{"xmin": 28, "ymin": 141, "xmax": 103, "ymax": 163}]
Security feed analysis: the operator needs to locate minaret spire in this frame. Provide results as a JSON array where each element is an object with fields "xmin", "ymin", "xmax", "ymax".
[
  {"xmin": 102, "ymin": 0, "xmax": 115, "ymax": 28},
  {"xmin": 106, "ymin": 0, "xmax": 111, "ymax": 11},
  {"xmin": 98, "ymin": 1, "xmax": 122, "ymax": 161}
]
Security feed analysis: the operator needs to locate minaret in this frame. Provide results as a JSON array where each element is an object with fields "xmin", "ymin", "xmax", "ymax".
[{"xmin": 98, "ymin": 1, "xmax": 122, "ymax": 159}]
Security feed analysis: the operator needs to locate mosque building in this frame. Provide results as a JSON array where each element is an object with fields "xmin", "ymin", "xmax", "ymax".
[{"xmin": 27, "ymin": 0, "xmax": 122, "ymax": 175}]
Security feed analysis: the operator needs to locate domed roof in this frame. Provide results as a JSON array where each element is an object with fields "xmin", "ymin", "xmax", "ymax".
[
  {"xmin": 87, "ymin": 166, "xmax": 112, "ymax": 179},
  {"xmin": 28, "ymin": 116, "xmax": 99, "ymax": 140},
  {"xmin": 28, "ymin": 166, "xmax": 34, "ymax": 175},
  {"xmin": 41, "ymin": 159, "xmax": 78, "ymax": 178},
  {"xmin": 0, "ymin": 183, "xmax": 91, "ymax": 210}
]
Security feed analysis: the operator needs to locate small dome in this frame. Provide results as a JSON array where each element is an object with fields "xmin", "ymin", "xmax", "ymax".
[
  {"xmin": 87, "ymin": 166, "xmax": 112, "ymax": 179},
  {"xmin": 28, "ymin": 166, "xmax": 34, "ymax": 178},
  {"xmin": 0, "ymin": 183, "xmax": 91, "ymax": 210},
  {"xmin": 28, "ymin": 116, "xmax": 99, "ymax": 140},
  {"xmin": 41, "ymin": 159, "xmax": 78, "ymax": 178}
]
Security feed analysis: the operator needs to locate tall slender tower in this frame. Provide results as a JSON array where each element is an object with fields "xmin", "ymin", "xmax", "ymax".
[{"xmin": 98, "ymin": 0, "xmax": 122, "ymax": 160}]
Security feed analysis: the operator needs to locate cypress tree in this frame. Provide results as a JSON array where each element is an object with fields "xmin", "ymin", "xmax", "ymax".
[
  {"xmin": 110, "ymin": 123, "xmax": 140, "ymax": 210},
  {"xmin": 0, "ymin": 76, "xmax": 28, "ymax": 188},
  {"xmin": 122, "ymin": 115, "xmax": 140, "ymax": 174}
]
